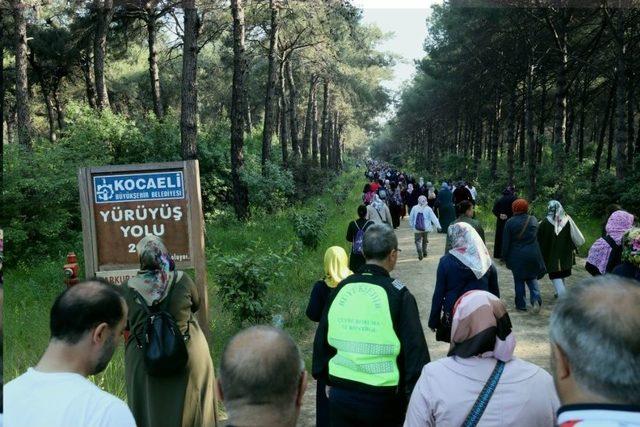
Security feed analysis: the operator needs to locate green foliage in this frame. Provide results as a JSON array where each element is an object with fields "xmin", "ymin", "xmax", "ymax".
[
  {"xmin": 292, "ymin": 204, "xmax": 328, "ymax": 249},
  {"xmin": 215, "ymin": 249, "xmax": 292, "ymax": 326},
  {"xmin": 242, "ymin": 158, "xmax": 295, "ymax": 214}
]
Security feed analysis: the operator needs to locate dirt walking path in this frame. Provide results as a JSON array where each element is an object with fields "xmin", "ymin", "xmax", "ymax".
[{"xmin": 299, "ymin": 216, "xmax": 591, "ymax": 426}]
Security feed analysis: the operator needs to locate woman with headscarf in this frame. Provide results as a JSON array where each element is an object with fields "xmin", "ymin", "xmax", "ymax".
[
  {"xmin": 403, "ymin": 183, "xmax": 419, "ymax": 214},
  {"xmin": 346, "ymin": 205, "xmax": 375, "ymax": 273},
  {"xmin": 502, "ymin": 199, "xmax": 546, "ymax": 312},
  {"xmin": 366, "ymin": 194, "xmax": 392, "ymax": 227},
  {"xmin": 425, "ymin": 181, "xmax": 438, "ymax": 209},
  {"xmin": 586, "ymin": 210, "xmax": 635, "ymax": 276},
  {"xmin": 434, "ymin": 182, "xmax": 456, "ymax": 233},
  {"xmin": 388, "ymin": 182, "xmax": 404, "ymax": 229},
  {"xmin": 409, "ymin": 195, "xmax": 442, "ymax": 260},
  {"xmin": 406, "ymin": 291, "xmax": 559, "ymax": 427},
  {"xmin": 428, "ymin": 222, "xmax": 499, "ymax": 342},
  {"xmin": 307, "ymin": 246, "xmax": 353, "ymax": 427},
  {"xmin": 123, "ymin": 235, "xmax": 216, "ymax": 427},
  {"xmin": 537, "ymin": 201, "xmax": 585, "ymax": 297},
  {"xmin": 612, "ymin": 228, "xmax": 640, "ymax": 282},
  {"xmin": 492, "ymin": 186, "xmax": 518, "ymax": 259}
]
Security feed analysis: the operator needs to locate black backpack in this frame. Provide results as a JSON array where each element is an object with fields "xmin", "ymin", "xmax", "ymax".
[{"xmin": 132, "ymin": 274, "xmax": 189, "ymax": 377}]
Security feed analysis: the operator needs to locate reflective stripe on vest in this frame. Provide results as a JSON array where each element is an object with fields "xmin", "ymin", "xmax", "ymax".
[{"xmin": 327, "ymin": 282, "xmax": 401, "ymax": 387}]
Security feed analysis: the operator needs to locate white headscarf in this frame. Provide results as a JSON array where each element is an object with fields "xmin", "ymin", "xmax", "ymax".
[
  {"xmin": 371, "ymin": 194, "xmax": 385, "ymax": 211},
  {"xmin": 546, "ymin": 200, "xmax": 569, "ymax": 235},
  {"xmin": 448, "ymin": 222, "xmax": 492, "ymax": 279},
  {"xmin": 546, "ymin": 200, "xmax": 585, "ymax": 246}
]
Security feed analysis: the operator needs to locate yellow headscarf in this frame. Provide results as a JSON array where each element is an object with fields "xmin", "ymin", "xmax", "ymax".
[{"xmin": 324, "ymin": 246, "xmax": 353, "ymax": 288}]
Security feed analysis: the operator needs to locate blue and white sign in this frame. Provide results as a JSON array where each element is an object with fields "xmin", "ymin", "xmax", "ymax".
[{"xmin": 93, "ymin": 171, "xmax": 185, "ymax": 204}]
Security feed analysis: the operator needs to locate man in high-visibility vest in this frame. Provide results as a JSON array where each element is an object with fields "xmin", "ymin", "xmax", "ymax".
[{"xmin": 312, "ymin": 224, "xmax": 430, "ymax": 427}]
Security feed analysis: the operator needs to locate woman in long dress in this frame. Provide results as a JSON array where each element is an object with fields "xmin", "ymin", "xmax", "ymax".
[
  {"xmin": 492, "ymin": 186, "xmax": 517, "ymax": 259},
  {"xmin": 537, "ymin": 201, "xmax": 585, "ymax": 297},
  {"xmin": 435, "ymin": 182, "xmax": 455, "ymax": 233},
  {"xmin": 428, "ymin": 222, "xmax": 499, "ymax": 342},
  {"xmin": 307, "ymin": 247, "xmax": 353, "ymax": 427},
  {"xmin": 123, "ymin": 235, "xmax": 216, "ymax": 427}
]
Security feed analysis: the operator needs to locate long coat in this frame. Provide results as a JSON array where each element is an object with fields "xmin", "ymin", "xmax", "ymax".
[
  {"xmin": 124, "ymin": 273, "xmax": 216, "ymax": 427},
  {"xmin": 492, "ymin": 194, "xmax": 517, "ymax": 258},
  {"xmin": 502, "ymin": 214, "xmax": 546, "ymax": 280},
  {"xmin": 537, "ymin": 218, "xmax": 576, "ymax": 278},
  {"xmin": 428, "ymin": 254, "xmax": 499, "ymax": 331},
  {"xmin": 435, "ymin": 189, "xmax": 456, "ymax": 232}
]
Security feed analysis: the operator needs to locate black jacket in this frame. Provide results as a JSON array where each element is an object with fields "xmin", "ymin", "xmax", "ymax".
[{"xmin": 312, "ymin": 264, "xmax": 430, "ymax": 403}]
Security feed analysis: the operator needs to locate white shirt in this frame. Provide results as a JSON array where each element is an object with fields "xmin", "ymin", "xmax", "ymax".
[
  {"xmin": 557, "ymin": 405, "xmax": 640, "ymax": 427},
  {"xmin": 5, "ymin": 368, "xmax": 136, "ymax": 427}
]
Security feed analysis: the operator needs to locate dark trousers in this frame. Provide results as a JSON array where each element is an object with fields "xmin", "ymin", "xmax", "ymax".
[
  {"xmin": 328, "ymin": 387, "xmax": 403, "ymax": 427},
  {"xmin": 316, "ymin": 379, "xmax": 330, "ymax": 427}
]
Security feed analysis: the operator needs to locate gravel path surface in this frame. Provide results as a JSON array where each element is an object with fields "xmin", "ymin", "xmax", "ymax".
[{"xmin": 298, "ymin": 217, "xmax": 590, "ymax": 426}]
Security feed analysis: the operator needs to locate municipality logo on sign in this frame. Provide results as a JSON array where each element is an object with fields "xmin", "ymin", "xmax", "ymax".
[{"xmin": 93, "ymin": 171, "xmax": 185, "ymax": 204}]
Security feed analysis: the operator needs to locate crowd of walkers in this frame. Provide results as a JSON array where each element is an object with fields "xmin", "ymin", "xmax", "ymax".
[{"xmin": 4, "ymin": 159, "xmax": 640, "ymax": 427}]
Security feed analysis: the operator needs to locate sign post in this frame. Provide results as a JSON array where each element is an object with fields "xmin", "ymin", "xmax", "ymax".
[{"xmin": 78, "ymin": 161, "xmax": 210, "ymax": 339}]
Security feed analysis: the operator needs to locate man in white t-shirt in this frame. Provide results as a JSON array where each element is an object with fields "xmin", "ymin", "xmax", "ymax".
[{"xmin": 5, "ymin": 280, "xmax": 136, "ymax": 427}]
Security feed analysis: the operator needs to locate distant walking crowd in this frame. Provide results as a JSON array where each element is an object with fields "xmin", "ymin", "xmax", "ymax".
[{"xmin": 4, "ymin": 160, "xmax": 640, "ymax": 427}]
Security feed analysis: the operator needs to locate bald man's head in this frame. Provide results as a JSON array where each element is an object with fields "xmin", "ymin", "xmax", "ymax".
[
  {"xmin": 50, "ymin": 279, "xmax": 125, "ymax": 344},
  {"xmin": 219, "ymin": 326, "xmax": 304, "ymax": 409},
  {"xmin": 550, "ymin": 276, "xmax": 640, "ymax": 404}
]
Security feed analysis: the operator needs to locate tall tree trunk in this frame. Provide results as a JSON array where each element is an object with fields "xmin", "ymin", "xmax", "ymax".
[
  {"xmin": 0, "ymin": 9, "xmax": 4, "ymax": 194},
  {"xmin": 565, "ymin": 97, "xmax": 575, "ymax": 154},
  {"xmin": 577, "ymin": 83, "xmax": 587, "ymax": 162},
  {"xmin": 53, "ymin": 85, "xmax": 65, "ymax": 130},
  {"xmin": 302, "ymin": 76, "xmax": 317, "ymax": 161},
  {"xmin": 525, "ymin": 60, "xmax": 537, "ymax": 200},
  {"xmin": 614, "ymin": 9, "xmax": 627, "ymax": 179},
  {"xmin": 244, "ymin": 83, "xmax": 252, "ymax": 134},
  {"xmin": 260, "ymin": 0, "xmax": 279, "ymax": 174},
  {"xmin": 278, "ymin": 60, "xmax": 289, "ymax": 168},
  {"xmin": 311, "ymin": 84, "xmax": 319, "ymax": 166},
  {"xmin": 606, "ymin": 94, "xmax": 616, "ymax": 171},
  {"xmin": 41, "ymin": 86, "xmax": 56, "ymax": 142},
  {"xmin": 592, "ymin": 84, "xmax": 616, "ymax": 183},
  {"xmin": 285, "ymin": 59, "xmax": 300, "ymax": 162},
  {"xmin": 506, "ymin": 88, "xmax": 517, "ymax": 184},
  {"xmin": 327, "ymin": 112, "xmax": 334, "ymax": 169},
  {"xmin": 146, "ymin": 10, "xmax": 164, "ymax": 119},
  {"xmin": 490, "ymin": 95, "xmax": 501, "ymax": 180},
  {"xmin": 320, "ymin": 80, "xmax": 330, "ymax": 169},
  {"xmin": 626, "ymin": 80, "xmax": 634, "ymax": 165},
  {"xmin": 333, "ymin": 111, "xmax": 341, "ymax": 170},
  {"xmin": 551, "ymin": 11, "xmax": 569, "ymax": 171},
  {"xmin": 13, "ymin": 1, "xmax": 32, "ymax": 148},
  {"xmin": 473, "ymin": 114, "xmax": 482, "ymax": 175},
  {"xmin": 337, "ymin": 121, "xmax": 343, "ymax": 170},
  {"xmin": 181, "ymin": 0, "xmax": 199, "ymax": 159},
  {"xmin": 93, "ymin": 0, "xmax": 113, "ymax": 111},
  {"xmin": 230, "ymin": 0, "xmax": 249, "ymax": 220},
  {"xmin": 81, "ymin": 51, "xmax": 97, "ymax": 109},
  {"xmin": 536, "ymin": 82, "xmax": 548, "ymax": 164},
  {"xmin": 518, "ymin": 108, "xmax": 526, "ymax": 165}
]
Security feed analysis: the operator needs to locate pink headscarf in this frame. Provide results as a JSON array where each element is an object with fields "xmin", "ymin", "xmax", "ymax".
[
  {"xmin": 586, "ymin": 210, "xmax": 635, "ymax": 274},
  {"xmin": 448, "ymin": 290, "xmax": 516, "ymax": 362}
]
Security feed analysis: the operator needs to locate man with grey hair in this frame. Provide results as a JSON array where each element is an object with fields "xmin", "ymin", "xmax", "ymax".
[
  {"xmin": 313, "ymin": 224, "xmax": 429, "ymax": 426},
  {"xmin": 217, "ymin": 325, "xmax": 307, "ymax": 427},
  {"xmin": 550, "ymin": 276, "xmax": 640, "ymax": 426}
]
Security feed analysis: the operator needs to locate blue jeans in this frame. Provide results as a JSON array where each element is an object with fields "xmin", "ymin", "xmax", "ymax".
[{"xmin": 514, "ymin": 277, "xmax": 542, "ymax": 310}]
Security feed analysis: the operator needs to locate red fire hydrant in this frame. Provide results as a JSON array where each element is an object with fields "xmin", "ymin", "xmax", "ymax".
[{"xmin": 63, "ymin": 252, "xmax": 79, "ymax": 287}]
